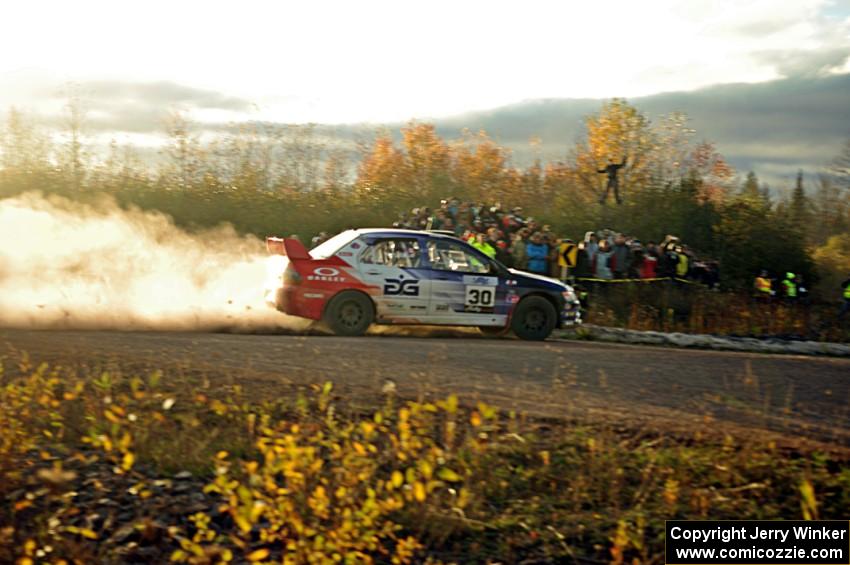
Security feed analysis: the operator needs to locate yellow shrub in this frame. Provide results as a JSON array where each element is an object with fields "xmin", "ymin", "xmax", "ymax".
[{"xmin": 182, "ymin": 386, "xmax": 477, "ymax": 564}]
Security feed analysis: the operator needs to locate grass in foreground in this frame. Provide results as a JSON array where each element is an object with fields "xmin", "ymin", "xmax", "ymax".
[{"xmin": 1, "ymin": 353, "xmax": 849, "ymax": 564}]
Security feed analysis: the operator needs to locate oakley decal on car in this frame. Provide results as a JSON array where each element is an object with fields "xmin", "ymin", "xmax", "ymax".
[{"xmin": 308, "ymin": 267, "xmax": 347, "ymax": 282}]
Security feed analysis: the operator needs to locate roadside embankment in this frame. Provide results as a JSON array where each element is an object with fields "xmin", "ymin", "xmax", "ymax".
[{"xmin": 561, "ymin": 325, "xmax": 850, "ymax": 357}]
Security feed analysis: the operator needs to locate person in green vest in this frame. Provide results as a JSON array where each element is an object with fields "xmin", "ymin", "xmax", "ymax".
[
  {"xmin": 470, "ymin": 232, "xmax": 496, "ymax": 259},
  {"xmin": 839, "ymin": 275, "xmax": 850, "ymax": 320},
  {"xmin": 675, "ymin": 246, "xmax": 689, "ymax": 278},
  {"xmin": 782, "ymin": 272, "xmax": 798, "ymax": 301}
]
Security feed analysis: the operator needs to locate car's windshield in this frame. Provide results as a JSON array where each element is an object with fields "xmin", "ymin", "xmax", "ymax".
[{"xmin": 309, "ymin": 231, "xmax": 357, "ymax": 259}]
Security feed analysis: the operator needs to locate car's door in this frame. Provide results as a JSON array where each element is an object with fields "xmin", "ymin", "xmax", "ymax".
[
  {"xmin": 355, "ymin": 236, "xmax": 432, "ymax": 323},
  {"xmin": 424, "ymin": 238, "xmax": 509, "ymax": 327}
]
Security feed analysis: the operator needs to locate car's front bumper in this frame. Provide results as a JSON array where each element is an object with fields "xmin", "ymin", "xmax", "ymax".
[{"xmin": 560, "ymin": 300, "xmax": 582, "ymax": 326}]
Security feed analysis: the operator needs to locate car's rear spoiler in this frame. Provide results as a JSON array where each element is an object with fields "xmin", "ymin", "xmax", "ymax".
[{"xmin": 265, "ymin": 236, "xmax": 311, "ymax": 260}]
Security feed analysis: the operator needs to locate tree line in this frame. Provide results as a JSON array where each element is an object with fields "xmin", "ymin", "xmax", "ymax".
[{"xmin": 1, "ymin": 98, "xmax": 849, "ymax": 297}]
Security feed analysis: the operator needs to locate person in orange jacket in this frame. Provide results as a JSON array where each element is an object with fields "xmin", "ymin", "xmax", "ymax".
[{"xmin": 754, "ymin": 270, "xmax": 773, "ymax": 299}]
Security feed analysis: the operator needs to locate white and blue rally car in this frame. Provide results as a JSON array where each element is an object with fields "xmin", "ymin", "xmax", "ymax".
[{"xmin": 265, "ymin": 228, "xmax": 581, "ymax": 340}]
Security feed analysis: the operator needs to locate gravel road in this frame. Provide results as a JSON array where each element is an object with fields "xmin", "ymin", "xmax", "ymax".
[{"xmin": 3, "ymin": 328, "xmax": 850, "ymax": 446}]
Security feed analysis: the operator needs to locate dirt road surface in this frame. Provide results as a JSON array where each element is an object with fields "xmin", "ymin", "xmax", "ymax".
[{"xmin": 3, "ymin": 329, "xmax": 850, "ymax": 446}]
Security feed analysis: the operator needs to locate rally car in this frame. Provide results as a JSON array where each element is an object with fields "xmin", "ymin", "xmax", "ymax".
[{"xmin": 264, "ymin": 229, "xmax": 581, "ymax": 340}]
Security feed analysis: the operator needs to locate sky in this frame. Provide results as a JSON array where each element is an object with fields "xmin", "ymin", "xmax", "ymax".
[
  {"xmin": 1, "ymin": 0, "xmax": 849, "ymax": 124},
  {"xmin": 433, "ymin": 73, "xmax": 850, "ymax": 187}
]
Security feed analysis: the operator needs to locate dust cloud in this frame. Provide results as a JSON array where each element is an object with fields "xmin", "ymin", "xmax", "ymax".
[{"xmin": 0, "ymin": 192, "xmax": 308, "ymax": 332}]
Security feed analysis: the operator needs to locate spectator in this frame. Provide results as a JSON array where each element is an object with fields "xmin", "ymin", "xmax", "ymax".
[
  {"xmin": 782, "ymin": 272, "xmax": 798, "ymax": 301},
  {"xmin": 447, "ymin": 197, "xmax": 459, "ymax": 218},
  {"xmin": 310, "ymin": 232, "xmax": 328, "ymax": 248},
  {"xmin": 840, "ymin": 275, "xmax": 850, "ymax": 320},
  {"xmin": 443, "ymin": 216, "xmax": 457, "ymax": 235},
  {"xmin": 456, "ymin": 203, "xmax": 473, "ymax": 230},
  {"xmin": 754, "ymin": 270, "xmax": 773, "ymax": 299},
  {"xmin": 427, "ymin": 209, "xmax": 445, "ymax": 230},
  {"xmin": 503, "ymin": 207, "xmax": 524, "ymax": 232},
  {"xmin": 511, "ymin": 229, "xmax": 529, "ymax": 270},
  {"xmin": 525, "ymin": 232, "xmax": 550, "ymax": 275},
  {"xmin": 598, "ymin": 155, "xmax": 627, "ymax": 205},
  {"xmin": 611, "ymin": 234, "xmax": 631, "ymax": 278},
  {"xmin": 628, "ymin": 243, "xmax": 644, "ymax": 278},
  {"xmin": 545, "ymin": 233, "xmax": 562, "ymax": 278},
  {"xmin": 471, "ymin": 232, "xmax": 496, "ymax": 258},
  {"xmin": 641, "ymin": 244, "xmax": 658, "ymax": 278},
  {"xmin": 494, "ymin": 240, "xmax": 513, "ymax": 267},
  {"xmin": 594, "ymin": 239, "xmax": 614, "ymax": 280},
  {"xmin": 675, "ymin": 245, "xmax": 690, "ymax": 278},
  {"xmin": 486, "ymin": 227, "xmax": 502, "ymax": 246},
  {"xmin": 584, "ymin": 232, "xmax": 599, "ymax": 265},
  {"xmin": 660, "ymin": 244, "xmax": 678, "ymax": 277},
  {"xmin": 574, "ymin": 241, "xmax": 592, "ymax": 277}
]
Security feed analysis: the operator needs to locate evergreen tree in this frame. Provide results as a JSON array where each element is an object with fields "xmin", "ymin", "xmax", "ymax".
[
  {"xmin": 790, "ymin": 169, "xmax": 809, "ymax": 236},
  {"xmin": 741, "ymin": 171, "xmax": 760, "ymax": 198},
  {"xmin": 830, "ymin": 137, "xmax": 850, "ymax": 190},
  {"xmin": 741, "ymin": 171, "xmax": 770, "ymax": 210}
]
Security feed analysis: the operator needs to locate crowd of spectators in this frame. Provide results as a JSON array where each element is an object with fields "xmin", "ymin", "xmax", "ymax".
[
  {"xmin": 380, "ymin": 198, "xmax": 721, "ymax": 287},
  {"xmin": 577, "ymin": 231, "xmax": 721, "ymax": 288},
  {"xmin": 307, "ymin": 200, "xmax": 850, "ymax": 313}
]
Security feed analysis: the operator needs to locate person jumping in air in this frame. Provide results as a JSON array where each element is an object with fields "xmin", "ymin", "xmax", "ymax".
[{"xmin": 598, "ymin": 155, "xmax": 627, "ymax": 205}]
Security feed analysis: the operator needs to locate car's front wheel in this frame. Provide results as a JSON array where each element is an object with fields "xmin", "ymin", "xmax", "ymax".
[
  {"xmin": 323, "ymin": 291, "xmax": 374, "ymax": 336},
  {"xmin": 510, "ymin": 296, "xmax": 557, "ymax": 341}
]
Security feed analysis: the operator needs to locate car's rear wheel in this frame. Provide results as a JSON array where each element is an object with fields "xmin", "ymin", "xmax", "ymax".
[
  {"xmin": 324, "ymin": 291, "xmax": 374, "ymax": 336},
  {"xmin": 510, "ymin": 296, "xmax": 557, "ymax": 341}
]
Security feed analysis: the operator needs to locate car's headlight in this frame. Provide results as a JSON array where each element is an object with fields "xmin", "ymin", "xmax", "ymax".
[{"xmin": 562, "ymin": 289, "xmax": 577, "ymax": 302}]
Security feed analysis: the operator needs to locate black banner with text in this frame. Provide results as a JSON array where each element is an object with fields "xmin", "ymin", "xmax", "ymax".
[{"xmin": 666, "ymin": 521, "xmax": 850, "ymax": 564}]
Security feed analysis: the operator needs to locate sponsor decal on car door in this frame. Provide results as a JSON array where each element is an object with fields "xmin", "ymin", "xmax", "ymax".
[
  {"xmin": 425, "ymin": 239, "xmax": 507, "ymax": 326},
  {"xmin": 355, "ymin": 238, "xmax": 431, "ymax": 322}
]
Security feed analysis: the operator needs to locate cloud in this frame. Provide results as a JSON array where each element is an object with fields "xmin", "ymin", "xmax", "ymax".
[
  {"xmin": 430, "ymin": 73, "xmax": 850, "ymax": 188},
  {"xmin": 0, "ymin": 76, "xmax": 255, "ymax": 134},
  {"xmin": 74, "ymin": 80, "xmax": 253, "ymax": 133},
  {"xmin": 637, "ymin": 74, "xmax": 850, "ymax": 146},
  {"xmin": 755, "ymin": 47, "xmax": 850, "ymax": 78},
  {"xmin": 81, "ymin": 81, "xmax": 253, "ymax": 112}
]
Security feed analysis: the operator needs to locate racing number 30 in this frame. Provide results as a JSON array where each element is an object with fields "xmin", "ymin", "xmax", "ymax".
[{"xmin": 465, "ymin": 285, "xmax": 495, "ymax": 307}]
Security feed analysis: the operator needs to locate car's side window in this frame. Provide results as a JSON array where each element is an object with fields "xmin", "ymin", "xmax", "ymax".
[
  {"xmin": 360, "ymin": 238, "xmax": 422, "ymax": 268},
  {"xmin": 427, "ymin": 240, "xmax": 490, "ymax": 274}
]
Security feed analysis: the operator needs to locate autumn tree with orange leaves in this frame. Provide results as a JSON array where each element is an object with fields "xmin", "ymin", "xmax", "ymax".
[
  {"xmin": 570, "ymin": 98, "xmax": 654, "ymax": 204},
  {"xmin": 355, "ymin": 134, "xmax": 407, "ymax": 203},
  {"xmin": 356, "ymin": 124, "xmax": 530, "ymax": 209}
]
